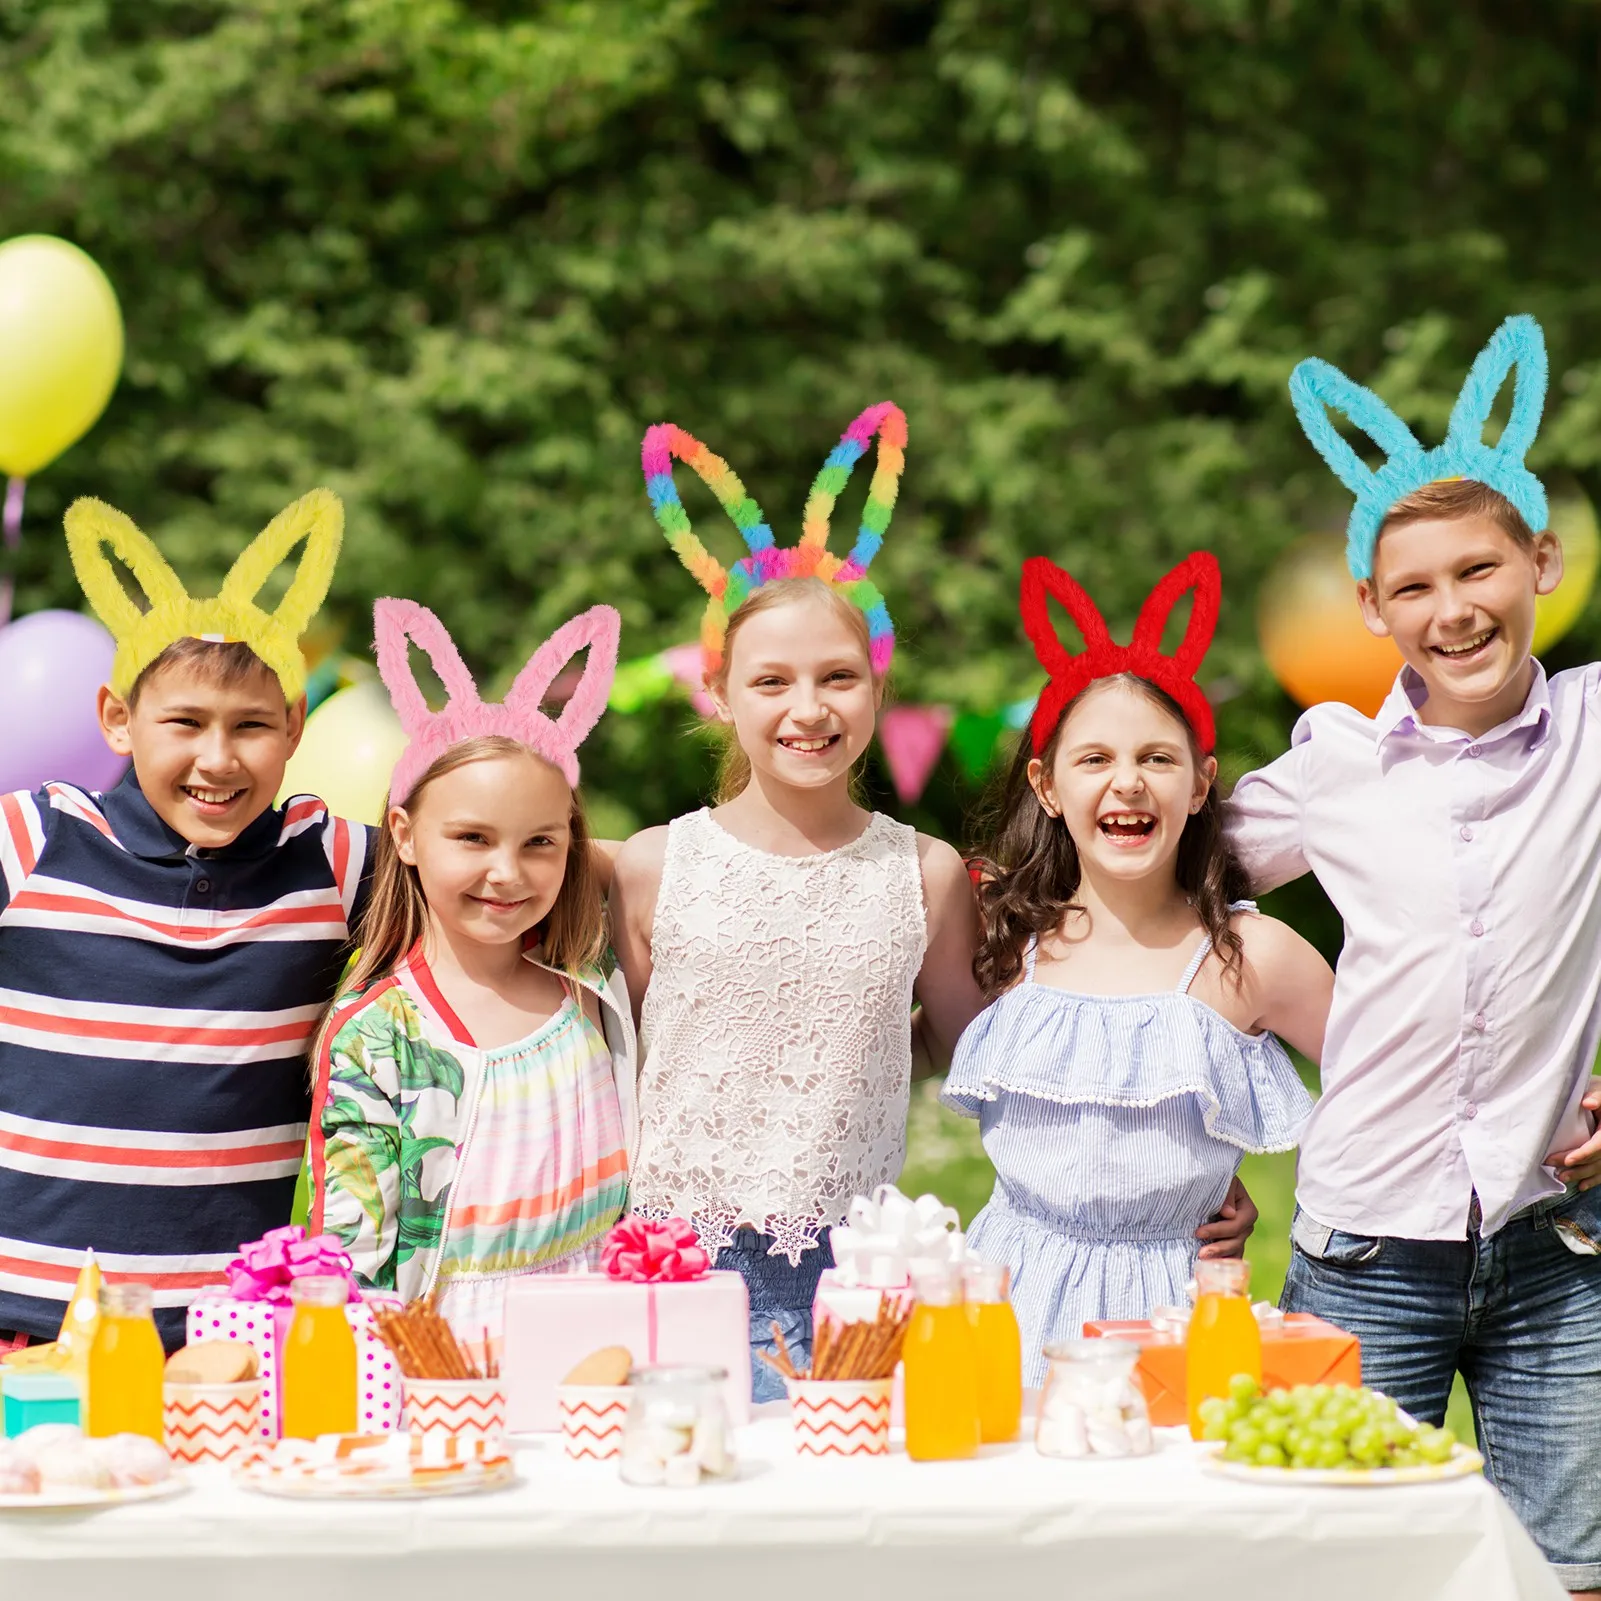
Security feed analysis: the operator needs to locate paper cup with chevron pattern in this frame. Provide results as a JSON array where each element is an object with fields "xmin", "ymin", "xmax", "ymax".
[
  {"xmin": 557, "ymin": 1384, "xmax": 631, "ymax": 1460},
  {"xmin": 403, "ymin": 1377, "xmax": 507, "ymax": 1457},
  {"xmin": 786, "ymin": 1377, "xmax": 893, "ymax": 1457},
  {"xmin": 164, "ymin": 1378, "xmax": 264, "ymax": 1465}
]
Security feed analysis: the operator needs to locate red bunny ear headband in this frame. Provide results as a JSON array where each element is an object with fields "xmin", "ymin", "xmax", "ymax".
[{"xmin": 1020, "ymin": 551, "xmax": 1222, "ymax": 755}]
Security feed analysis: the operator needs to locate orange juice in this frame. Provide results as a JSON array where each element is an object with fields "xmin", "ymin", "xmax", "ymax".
[
  {"xmin": 1186, "ymin": 1258, "xmax": 1261, "ymax": 1439},
  {"xmin": 965, "ymin": 1261, "xmax": 1022, "ymax": 1444},
  {"xmin": 903, "ymin": 1269, "xmax": 980, "ymax": 1461},
  {"xmin": 281, "ymin": 1275, "xmax": 358, "ymax": 1440},
  {"xmin": 86, "ymin": 1282, "xmax": 165, "ymax": 1441}
]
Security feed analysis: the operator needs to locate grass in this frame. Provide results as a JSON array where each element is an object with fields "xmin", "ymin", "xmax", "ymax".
[{"xmin": 900, "ymin": 1078, "xmax": 1476, "ymax": 1444}]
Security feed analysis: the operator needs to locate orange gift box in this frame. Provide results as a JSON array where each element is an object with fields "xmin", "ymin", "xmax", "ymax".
[{"xmin": 1082, "ymin": 1314, "xmax": 1360, "ymax": 1427}]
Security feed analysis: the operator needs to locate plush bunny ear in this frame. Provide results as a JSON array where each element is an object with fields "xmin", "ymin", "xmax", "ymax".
[
  {"xmin": 642, "ymin": 423, "xmax": 775, "ymax": 594},
  {"xmin": 1445, "ymin": 313, "xmax": 1547, "ymax": 464},
  {"xmin": 506, "ymin": 605, "xmax": 621, "ymax": 755},
  {"xmin": 1020, "ymin": 555, "xmax": 1114, "ymax": 678},
  {"xmin": 373, "ymin": 597, "xmax": 483, "ymax": 738},
  {"xmin": 1130, "ymin": 552, "xmax": 1221, "ymax": 678},
  {"xmin": 63, "ymin": 498, "xmax": 189, "ymax": 639},
  {"xmin": 1289, "ymin": 358, "xmax": 1422, "ymax": 499},
  {"xmin": 218, "ymin": 488, "xmax": 343, "ymax": 636},
  {"xmin": 799, "ymin": 402, "xmax": 908, "ymax": 576}
]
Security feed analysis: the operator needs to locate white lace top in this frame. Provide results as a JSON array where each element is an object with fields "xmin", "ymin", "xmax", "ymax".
[{"xmin": 632, "ymin": 807, "xmax": 928, "ymax": 1262}]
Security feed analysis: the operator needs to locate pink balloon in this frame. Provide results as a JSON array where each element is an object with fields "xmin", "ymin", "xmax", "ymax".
[{"xmin": 0, "ymin": 610, "xmax": 128, "ymax": 794}]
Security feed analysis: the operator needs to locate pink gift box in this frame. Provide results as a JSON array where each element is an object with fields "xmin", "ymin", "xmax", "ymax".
[
  {"xmin": 502, "ymin": 1269, "xmax": 751, "ymax": 1432},
  {"xmin": 184, "ymin": 1292, "xmax": 403, "ymax": 1441}
]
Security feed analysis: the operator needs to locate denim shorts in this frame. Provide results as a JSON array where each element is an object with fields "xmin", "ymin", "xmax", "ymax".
[
  {"xmin": 714, "ymin": 1227, "xmax": 835, "ymax": 1404},
  {"xmin": 1282, "ymin": 1186, "xmax": 1601, "ymax": 1591}
]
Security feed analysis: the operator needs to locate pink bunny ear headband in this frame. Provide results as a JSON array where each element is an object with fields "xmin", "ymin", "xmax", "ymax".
[{"xmin": 374, "ymin": 599, "xmax": 621, "ymax": 805}]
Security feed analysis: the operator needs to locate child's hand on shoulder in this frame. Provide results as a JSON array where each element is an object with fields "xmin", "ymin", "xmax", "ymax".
[{"xmin": 1545, "ymin": 1074, "xmax": 1601, "ymax": 1191}]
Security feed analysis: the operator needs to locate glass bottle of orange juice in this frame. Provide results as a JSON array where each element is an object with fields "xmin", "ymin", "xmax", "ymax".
[
  {"xmin": 964, "ymin": 1260, "xmax": 1022, "ymax": 1444},
  {"xmin": 903, "ymin": 1266, "xmax": 981, "ymax": 1461},
  {"xmin": 1185, "ymin": 1258, "xmax": 1261, "ymax": 1440},
  {"xmin": 281, "ymin": 1275, "xmax": 358, "ymax": 1440},
  {"xmin": 86, "ymin": 1282, "xmax": 165, "ymax": 1441}
]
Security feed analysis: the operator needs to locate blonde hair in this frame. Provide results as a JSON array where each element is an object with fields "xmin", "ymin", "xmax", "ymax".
[
  {"xmin": 706, "ymin": 577, "xmax": 882, "ymax": 804},
  {"xmin": 1379, "ymin": 478, "xmax": 1538, "ymax": 550},
  {"xmin": 337, "ymin": 736, "xmax": 606, "ymax": 1006}
]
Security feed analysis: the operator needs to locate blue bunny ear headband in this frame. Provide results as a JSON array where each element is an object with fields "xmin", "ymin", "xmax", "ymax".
[{"xmin": 1290, "ymin": 314, "xmax": 1549, "ymax": 580}]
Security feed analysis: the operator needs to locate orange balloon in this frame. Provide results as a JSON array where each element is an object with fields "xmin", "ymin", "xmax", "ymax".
[{"xmin": 1258, "ymin": 532, "xmax": 1402, "ymax": 717}]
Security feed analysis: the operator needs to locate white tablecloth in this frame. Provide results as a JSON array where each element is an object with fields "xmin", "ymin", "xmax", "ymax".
[{"xmin": 0, "ymin": 1420, "xmax": 1563, "ymax": 1601}]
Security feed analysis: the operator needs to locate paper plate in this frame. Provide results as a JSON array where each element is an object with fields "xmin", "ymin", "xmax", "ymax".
[
  {"xmin": 0, "ymin": 1476, "xmax": 188, "ymax": 1510},
  {"xmin": 1202, "ymin": 1443, "xmax": 1484, "ymax": 1487},
  {"xmin": 234, "ymin": 1453, "xmax": 516, "ymax": 1501}
]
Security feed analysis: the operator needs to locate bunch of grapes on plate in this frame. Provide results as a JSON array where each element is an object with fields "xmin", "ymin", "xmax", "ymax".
[{"xmin": 1198, "ymin": 1377, "xmax": 1458, "ymax": 1471}]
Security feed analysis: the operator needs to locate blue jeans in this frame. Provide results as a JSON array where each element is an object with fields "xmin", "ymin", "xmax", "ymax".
[
  {"xmin": 715, "ymin": 1228, "xmax": 834, "ymax": 1403},
  {"xmin": 1282, "ymin": 1186, "xmax": 1601, "ymax": 1591}
]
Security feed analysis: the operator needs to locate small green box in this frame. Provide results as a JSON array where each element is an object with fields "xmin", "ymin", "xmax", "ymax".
[{"xmin": 2, "ymin": 1372, "xmax": 81, "ymax": 1437}]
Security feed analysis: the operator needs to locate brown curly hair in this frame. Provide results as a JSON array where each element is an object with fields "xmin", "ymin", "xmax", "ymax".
[{"xmin": 972, "ymin": 674, "xmax": 1248, "ymax": 999}]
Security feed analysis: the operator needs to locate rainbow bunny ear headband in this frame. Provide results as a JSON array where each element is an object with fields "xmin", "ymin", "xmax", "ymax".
[
  {"xmin": 375, "ymin": 598, "xmax": 621, "ymax": 803},
  {"xmin": 1291, "ymin": 313, "xmax": 1549, "ymax": 580},
  {"xmin": 1022, "ymin": 551, "xmax": 1221, "ymax": 754},
  {"xmin": 641, "ymin": 401, "xmax": 905, "ymax": 676},
  {"xmin": 64, "ymin": 489, "xmax": 343, "ymax": 702}
]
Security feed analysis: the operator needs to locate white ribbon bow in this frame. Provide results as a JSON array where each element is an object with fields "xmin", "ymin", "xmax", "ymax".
[{"xmin": 830, "ymin": 1184, "xmax": 964, "ymax": 1288}]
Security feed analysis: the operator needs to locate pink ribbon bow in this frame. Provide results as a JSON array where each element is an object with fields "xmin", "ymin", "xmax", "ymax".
[
  {"xmin": 224, "ymin": 1225, "xmax": 359, "ymax": 1305},
  {"xmin": 600, "ymin": 1216, "xmax": 710, "ymax": 1284}
]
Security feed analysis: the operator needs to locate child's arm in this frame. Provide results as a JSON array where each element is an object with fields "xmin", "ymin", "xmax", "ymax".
[
  {"xmin": 1222, "ymin": 735, "xmax": 1313, "ymax": 896},
  {"xmin": 609, "ymin": 826, "xmax": 669, "ymax": 1032},
  {"xmin": 1237, "ymin": 912, "xmax": 1336, "ymax": 1066},
  {"xmin": 1546, "ymin": 1076, "xmax": 1601, "ymax": 1191},
  {"xmin": 315, "ymin": 1018, "xmax": 403, "ymax": 1290},
  {"xmin": 910, "ymin": 836, "xmax": 987, "ymax": 1080}
]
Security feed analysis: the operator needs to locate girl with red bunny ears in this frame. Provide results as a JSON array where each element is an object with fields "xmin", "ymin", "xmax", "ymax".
[{"xmin": 942, "ymin": 554, "xmax": 1331, "ymax": 1383}]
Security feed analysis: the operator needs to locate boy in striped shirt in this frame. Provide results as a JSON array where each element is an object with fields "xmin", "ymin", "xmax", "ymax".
[{"xmin": 0, "ymin": 489, "xmax": 368, "ymax": 1348}]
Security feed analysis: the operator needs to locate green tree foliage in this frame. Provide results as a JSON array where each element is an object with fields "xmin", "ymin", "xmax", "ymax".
[{"xmin": 5, "ymin": 1, "xmax": 1601, "ymax": 946}]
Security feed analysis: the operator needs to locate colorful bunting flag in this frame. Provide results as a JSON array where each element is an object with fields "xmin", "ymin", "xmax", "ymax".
[{"xmin": 878, "ymin": 705, "xmax": 954, "ymax": 804}]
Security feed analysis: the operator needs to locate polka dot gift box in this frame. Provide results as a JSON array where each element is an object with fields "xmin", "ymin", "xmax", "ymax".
[{"xmin": 184, "ymin": 1226, "xmax": 402, "ymax": 1441}]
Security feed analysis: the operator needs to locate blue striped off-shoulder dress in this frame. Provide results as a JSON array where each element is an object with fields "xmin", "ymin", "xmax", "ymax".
[{"xmin": 941, "ymin": 918, "xmax": 1313, "ymax": 1386}]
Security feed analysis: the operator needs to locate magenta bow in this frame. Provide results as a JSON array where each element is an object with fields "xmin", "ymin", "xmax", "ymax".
[
  {"xmin": 224, "ymin": 1225, "xmax": 358, "ymax": 1305},
  {"xmin": 600, "ymin": 1216, "xmax": 710, "ymax": 1283}
]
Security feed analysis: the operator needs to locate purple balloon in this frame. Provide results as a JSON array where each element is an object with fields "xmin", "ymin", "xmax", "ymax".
[{"xmin": 0, "ymin": 609, "xmax": 128, "ymax": 795}]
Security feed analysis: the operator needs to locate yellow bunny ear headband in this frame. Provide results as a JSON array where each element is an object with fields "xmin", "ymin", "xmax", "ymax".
[{"xmin": 63, "ymin": 488, "xmax": 344, "ymax": 702}]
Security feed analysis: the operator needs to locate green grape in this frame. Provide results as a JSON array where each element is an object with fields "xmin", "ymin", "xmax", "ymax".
[
  {"xmin": 1314, "ymin": 1438, "xmax": 1346, "ymax": 1470},
  {"xmin": 1417, "ymin": 1427, "xmax": 1457, "ymax": 1465},
  {"xmin": 1228, "ymin": 1373, "xmax": 1260, "ymax": 1405},
  {"xmin": 1230, "ymin": 1425, "xmax": 1263, "ymax": 1456},
  {"xmin": 1268, "ymin": 1390, "xmax": 1296, "ymax": 1416},
  {"xmin": 1348, "ymin": 1426, "xmax": 1384, "ymax": 1467},
  {"xmin": 1202, "ymin": 1415, "xmax": 1230, "ymax": 1442},
  {"xmin": 1255, "ymin": 1443, "xmax": 1288, "ymax": 1468},
  {"xmin": 1198, "ymin": 1397, "xmax": 1228, "ymax": 1429},
  {"xmin": 1260, "ymin": 1415, "xmax": 1289, "ymax": 1447}
]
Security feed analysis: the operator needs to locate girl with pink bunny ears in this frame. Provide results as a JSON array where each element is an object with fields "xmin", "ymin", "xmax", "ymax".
[{"xmin": 307, "ymin": 600, "xmax": 638, "ymax": 1370}]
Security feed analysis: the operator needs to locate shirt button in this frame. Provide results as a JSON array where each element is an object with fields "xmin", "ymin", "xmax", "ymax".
[
  {"xmin": 1472, "ymin": 1012, "xmax": 1487, "ymax": 1032},
  {"xmin": 1464, "ymin": 1102, "xmax": 1479, "ymax": 1120},
  {"xmin": 1467, "ymin": 744, "xmax": 1482, "ymax": 757},
  {"xmin": 194, "ymin": 878, "xmax": 211, "ymax": 895},
  {"xmin": 1460, "ymin": 825, "xmax": 1474, "ymax": 842},
  {"xmin": 1470, "ymin": 920, "xmax": 1484, "ymax": 937}
]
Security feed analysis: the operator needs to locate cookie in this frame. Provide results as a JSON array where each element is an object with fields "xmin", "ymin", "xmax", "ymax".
[
  {"xmin": 561, "ymin": 1345, "xmax": 632, "ymax": 1386},
  {"xmin": 164, "ymin": 1339, "xmax": 258, "ymax": 1385}
]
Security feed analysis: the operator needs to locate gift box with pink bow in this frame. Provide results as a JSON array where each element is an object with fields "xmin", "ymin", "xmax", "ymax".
[
  {"xmin": 183, "ymin": 1226, "xmax": 403, "ymax": 1442},
  {"xmin": 502, "ymin": 1217, "xmax": 751, "ymax": 1433}
]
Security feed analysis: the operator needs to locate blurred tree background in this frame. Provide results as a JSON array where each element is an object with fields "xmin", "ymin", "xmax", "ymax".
[{"xmin": 5, "ymin": 3, "xmax": 1601, "ymax": 1398}]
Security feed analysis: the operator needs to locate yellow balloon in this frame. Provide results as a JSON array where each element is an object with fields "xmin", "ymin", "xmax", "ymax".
[
  {"xmin": 1533, "ymin": 489, "xmax": 1600, "ymax": 656},
  {"xmin": 278, "ymin": 680, "xmax": 408, "ymax": 826},
  {"xmin": 0, "ymin": 236, "xmax": 124, "ymax": 478}
]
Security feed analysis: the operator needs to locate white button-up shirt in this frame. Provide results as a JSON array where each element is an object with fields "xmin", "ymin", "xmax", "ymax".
[{"xmin": 1224, "ymin": 662, "xmax": 1600, "ymax": 1239}]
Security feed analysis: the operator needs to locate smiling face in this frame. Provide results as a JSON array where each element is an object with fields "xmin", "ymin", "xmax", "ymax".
[
  {"xmin": 1358, "ymin": 513, "xmax": 1562, "ymax": 728},
  {"xmin": 390, "ymin": 749, "xmax": 573, "ymax": 955},
  {"xmin": 98, "ymin": 654, "xmax": 304, "ymax": 848},
  {"xmin": 1028, "ymin": 677, "xmax": 1214, "ymax": 886},
  {"xmin": 710, "ymin": 586, "xmax": 880, "ymax": 795}
]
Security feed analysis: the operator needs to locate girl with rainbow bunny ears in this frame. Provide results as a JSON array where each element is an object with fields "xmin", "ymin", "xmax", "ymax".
[
  {"xmin": 308, "ymin": 600, "xmax": 636, "ymax": 1373},
  {"xmin": 611, "ymin": 403, "xmax": 987, "ymax": 1399},
  {"xmin": 942, "ymin": 554, "xmax": 1330, "ymax": 1385}
]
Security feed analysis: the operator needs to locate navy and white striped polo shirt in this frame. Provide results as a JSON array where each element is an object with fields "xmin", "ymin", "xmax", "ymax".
[{"xmin": 0, "ymin": 770, "xmax": 370, "ymax": 1346}]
